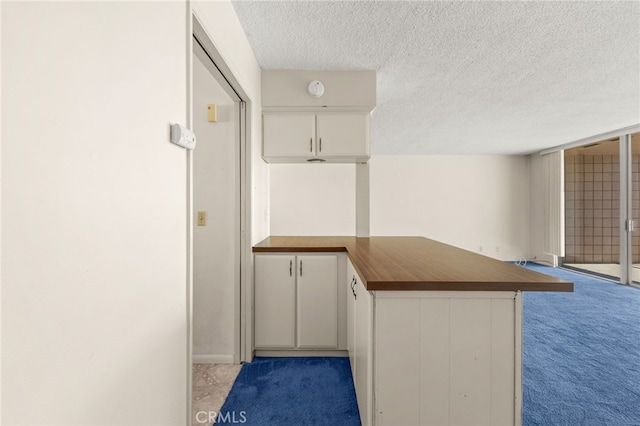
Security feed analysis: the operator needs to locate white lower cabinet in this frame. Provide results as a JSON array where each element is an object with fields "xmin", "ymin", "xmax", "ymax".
[
  {"xmin": 254, "ymin": 255, "xmax": 296, "ymax": 348},
  {"xmin": 254, "ymin": 254, "xmax": 338, "ymax": 349},
  {"xmin": 347, "ymin": 259, "xmax": 373, "ymax": 426},
  {"xmin": 373, "ymin": 291, "xmax": 522, "ymax": 426},
  {"xmin": 297, "ymin": 256, "xmax": 338, "ymax": 348},
  {"xmin": 346, "ymin": 259, "xmax": 523, "ymax": 426}
]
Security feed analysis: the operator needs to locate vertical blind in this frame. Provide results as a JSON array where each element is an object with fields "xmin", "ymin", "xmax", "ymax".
[{"xmin": 543, "ymin": 151, "xmax": 565, "ymax": 257}]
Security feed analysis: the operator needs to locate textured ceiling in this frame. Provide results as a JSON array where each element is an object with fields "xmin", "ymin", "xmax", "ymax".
[{"xmin": 232, "ymin": 0, "xmax": 640, "ymax": 155}]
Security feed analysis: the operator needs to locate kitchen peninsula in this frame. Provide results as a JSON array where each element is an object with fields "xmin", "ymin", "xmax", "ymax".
[{"xmin": 253, "ymin": 236, "xmax": 572, "ymax": 426}]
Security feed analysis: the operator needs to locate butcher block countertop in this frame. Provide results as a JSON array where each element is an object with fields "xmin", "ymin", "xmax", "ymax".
[{"xmin": 253, "ymin": 236, "xmax": 573, "ymax": 292}]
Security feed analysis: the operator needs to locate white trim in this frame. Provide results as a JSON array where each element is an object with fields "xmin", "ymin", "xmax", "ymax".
[
  {"xmin": 514, "ymin": 291, "xmax": 523, "ymax": 426},
  {"xmin": 192, "ymin": 354, "xmax": 236, "ymax": 364},
  {"xmin": 539, "ymin": 124, "xmax": 640, "ymax": 155},
  {"xmin": 185, "ymin": 2, "xmax": 194, "ymax": 425},
  {"xmin": 620, "ymin": 134, "xmax": 633, "ymax": 285},
  {"xmin": 254, "ymin": 350, "xmax": 349, "ymax": 357},
  {"xmin": 190, "ymin": 10, "xmax": 253, "ymax": 368}
]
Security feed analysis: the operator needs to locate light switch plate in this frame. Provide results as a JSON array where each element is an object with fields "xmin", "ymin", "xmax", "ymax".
[
  {"xmin": 197, "ymin": 211, "xmax": 207, "ymax": 226},
  {"xmin": 207, "ymin": 104, "xmax": 217, "ymax": 122}
]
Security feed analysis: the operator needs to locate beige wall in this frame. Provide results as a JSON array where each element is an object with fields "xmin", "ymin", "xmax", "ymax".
[
  {"xmin": 269, "ymin": 164, "xmax": 356, "ymax": 236},
  {"xmin": 266, "ymin": 155, "xmax": 532, "ymax": 260},
  {"xmin": 370, "ymin": 155, "xmax": 531, "ymax": 260},
  {"xmin": 2, "ymin": 2, "xmax": 188, "ymax": 423},
  {"xmin": 1, "ymin": 0, "xmax": 265, "ymax": 424}
]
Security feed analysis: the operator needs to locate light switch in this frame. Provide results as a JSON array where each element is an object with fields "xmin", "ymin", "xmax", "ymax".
[
  {"xmin": 197, "ymin": 211, "xmax": 207, "ymax": 226},
  {"xmin": 207, "ymin": 104, "xmax": 217, "ymax": 122}
]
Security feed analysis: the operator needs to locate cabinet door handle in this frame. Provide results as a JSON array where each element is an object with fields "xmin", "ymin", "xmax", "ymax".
[
  {"xmin": 289, "ymin": 260, "xmax": 293, "ymax": 277},
  {"xmin": 319, "ymin": 137, "xmax": 322, "ymax": 152},
  {"xmin": 309, "ymin": 138, "xmax": 313, "ymax": 153},
  {"xmin": 300, "ymin": 259, "xmax": 303, "ymax": 277},
  {"xmin": 351, "ymin": 276, "xmax": 357, "ymax": 299}
]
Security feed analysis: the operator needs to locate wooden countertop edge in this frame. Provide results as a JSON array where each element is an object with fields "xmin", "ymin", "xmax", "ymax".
[
  {"xmin": 252, "ymin": 246, "xmax": 349, "ymax": 253},
  {"xmin": 361, "ymin": 280, "xmax": 574, "ymax": 292}
]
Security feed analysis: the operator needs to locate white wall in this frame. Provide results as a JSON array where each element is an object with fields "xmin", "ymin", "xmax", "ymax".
[
  {"xmin": 370, "ymin": 155, "xmax": 530, "ymax": 260},
  {"xmin": 2, "ymin": 2, "xmax": 188, "ymax": 424},
  {"xmin": 192, "ymin": 55, "xmax": 237, "ymax": 362},
  {"xmin": 270, "ymin": 164, "xmax": 356, "ymax": 235}
]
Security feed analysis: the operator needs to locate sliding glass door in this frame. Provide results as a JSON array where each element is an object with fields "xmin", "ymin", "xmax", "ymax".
[
  {"xmin": 564, "ymin": 139, "xmax": 621, "ymax": 280},
  {"xmin": 564, "ymin": 132, "xmax": 640, "ymax": 285}
]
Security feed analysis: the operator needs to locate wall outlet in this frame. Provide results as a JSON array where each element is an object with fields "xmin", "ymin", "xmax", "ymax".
[{"xmin": 197, "ymin": 211, "xmax": 207, "ymax": 226}]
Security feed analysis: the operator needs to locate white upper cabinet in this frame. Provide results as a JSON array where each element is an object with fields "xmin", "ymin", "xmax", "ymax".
[
  {"xmin": 316, "ymin": 114, "xmax": 369, "ymax": 158},
  {"xmin": 263, "ymin": 113, "xmax": 370, "ymax": 163},
  {"xmin": 263, "ymin": 114, "xmax": 316, "ymax": 159},
  {"xmin": 261, "ymin": 70, "xmax": 375, "ymax": 164}
]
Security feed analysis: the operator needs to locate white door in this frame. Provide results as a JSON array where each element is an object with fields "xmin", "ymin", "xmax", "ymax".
[
  {"xmin": 254, "ymin": 255, "xmax": 296, "ymax": 348},
  {"xmin": 263, "ymin": 114, "xmax": 316, "ymax": 158},
  {"xmin": 297, "ymin": 255, "xmax": 338, "ymax": 348},
  {"xmin": 316, "ymin": 114, "xmax": 369, "ymax": 158}
]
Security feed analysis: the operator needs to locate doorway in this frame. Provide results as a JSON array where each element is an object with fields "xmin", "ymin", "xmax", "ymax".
[
  {"xmin": 192, "ymin": 44, "xmax": 241, "ymax": 363},
  {"xmin": 563, "ymin": 133, "xmax": 640, "ymax": 284},
  {"xmin": 190, "ymin": 15, "xmax": 252, "ymax": 364},
  {"xmin": 188, "ymin": 14, "xmax": 253, "ymax": 425}
]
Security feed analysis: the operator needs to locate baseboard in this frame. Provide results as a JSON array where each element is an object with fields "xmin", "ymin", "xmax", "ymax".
[
  {"xmin": 255, "ymin": 350, "xmax": 349, "ymax": 358},
  {"xmin": 192, "ymin": 354, "xmax": 235, "ymax": 364}
]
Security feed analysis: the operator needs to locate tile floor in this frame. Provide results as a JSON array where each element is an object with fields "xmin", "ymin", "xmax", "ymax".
[{"xmin": 192, "ymin": 363, "xmax": 242, "ymax": 426}]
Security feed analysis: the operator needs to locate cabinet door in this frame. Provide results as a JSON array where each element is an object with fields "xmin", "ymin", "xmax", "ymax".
[
  {"xmin": 263, "ymin": 114, "xmax": 316, "ymax": 159},
  {"xmin": 254, "ymin": 255, "xmax": 296, "ymax": 348},
  {"xmin": 296, "ymin": 255, "xmax": 338, "ymax": 348},
  {"xmin": 316, "ymin": 114, "xmax": 369, "ymax": 158},
  {"xmin": 354, "ymin": 277, "xmax": 373, "ymax": 426},
  {"xmin": 346, "ymin": 260, "xmax": 357, "ymax": 376}
]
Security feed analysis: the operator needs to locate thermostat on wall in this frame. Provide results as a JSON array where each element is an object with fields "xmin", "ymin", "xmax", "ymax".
[{"xmin": 170, "ymin": 123, "xmax": 196, "ymax": 150}]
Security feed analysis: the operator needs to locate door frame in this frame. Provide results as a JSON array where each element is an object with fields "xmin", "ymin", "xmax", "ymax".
[{"xmin": 187, "ymin": 10, "xmax": 254, "ymax": 422}]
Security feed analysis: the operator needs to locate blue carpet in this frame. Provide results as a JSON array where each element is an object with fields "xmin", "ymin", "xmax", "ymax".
[
  {"xmin": 218, "ymin": 356, "xmax": 360, "ymax": 426},
  {"xmin": 523, "ymin": 264, "xmax": 640, "ymax": 426}
]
